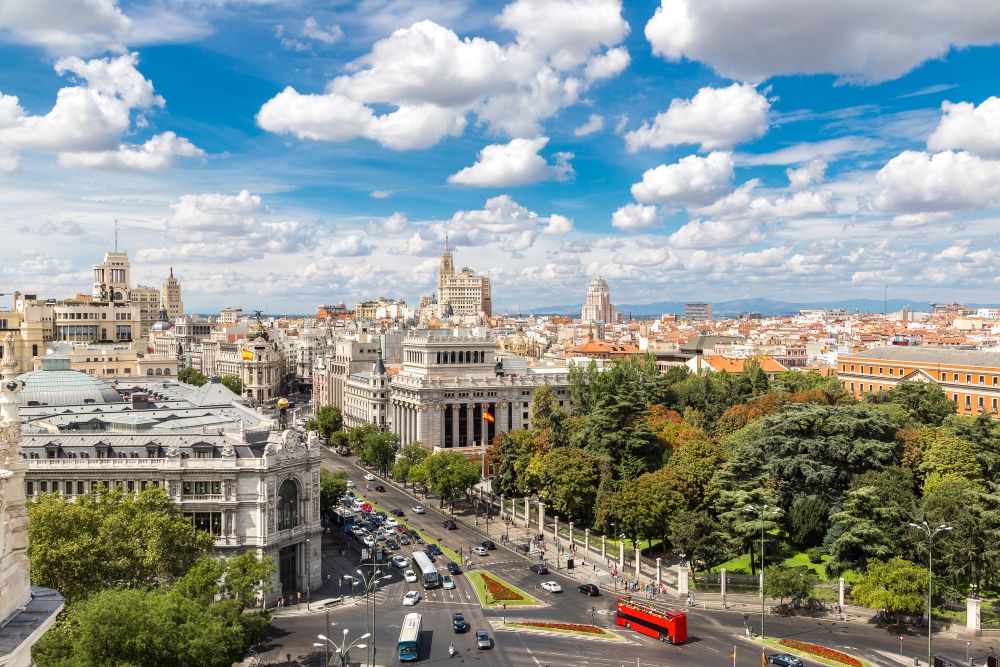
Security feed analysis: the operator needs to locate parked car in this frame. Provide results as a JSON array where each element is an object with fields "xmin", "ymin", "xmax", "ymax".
[
  {"xmin": 577, "ymin": 584, "xmax": 600, "ymax": 596},
  {"xmin": 346, "ymin": 480, "xmax": 356, "ymax": 488},
  {"xmin": 442, "ymin": 519, "xmax": 458, "ymax": 530},
  {"xmin": 390, "ymin": 508, "xmax": 405, "ymax": 516},
  {"xmin": 452, "ymin": 612, "xmax": 469, "ymax": 633},
  {"xmin": 447, "ymin": 561, "xmax": 462, "ymax": 575},
  {"xmin": 475, "ymin": 630, "xmax": 493, "ymax": 650},
  {"xmin": 428, "ymin": 544, "xmax": 443, "ymax": 556},
  {"xmin": 412, "ymin": 506, "xmax": 426, "ymax": 514},
  {"xmin": 472, "ymin": 546, "xmax": 488, "ymax": 556},
  {"xmin": 514, "ymin": 543, "xmax": 530, "ymax": 554},
  {"xmin": 404, "ymin": 570, "xmax": 417, "ymax": 583},
  {"xmin": 392, "ymin": 555, "xmax": 409, "ymax": 568},
  {"xmin": 529, "ymin": 563, "xmax": 549, "ymax": 575},
  {"xmin": 540, "ymin": 581, "xmax": 562, "ymax": 593},
  {"xmin": 364, "ymin": 473, "xmax": 375, "ymax": 481},
  {"xmin": 442, "ymin": 575, "xmax": 455, "ymax": 590},
  {"xmin": 480, "ymin": 540, "xmax": 496, "ymax": 550},
  {"xmin": 402, "ymin": 591, "xmax": 420, "ymax": 606},
  {"xmin": 767, "ymin": 655, "xmax": 804, "ymax": 667},
  {"xmin": 374, "ymin": 485, "xmax": 386, "ymax": 492}
]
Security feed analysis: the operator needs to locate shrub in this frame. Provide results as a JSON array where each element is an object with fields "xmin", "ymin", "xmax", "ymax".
[
  {"xmin": 806, "ymin": 547, "xmax": 825, "ymax": 564},
  {"xmin": 779, "ymin": 638, "xmax": 862, "ymax": 667},
  {"xmin": 481, "ymin": 573, "xmax": 524, "ymax": 601},
  {"xmin": 518, "ymin": 622, "xmax": 604, "ymax": 634}
]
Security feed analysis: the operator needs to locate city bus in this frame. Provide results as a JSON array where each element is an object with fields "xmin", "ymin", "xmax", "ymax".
[
  {"xmin": 397, "ymin": 613, "xmax": 422, "ymax": 661},
  {"xmin": 411, "ymin": 551, "xmax": 440, "ymax": 589},
  {"xmin": 615, "ymin": 596, "xmax": 687, "ymax": 644}
]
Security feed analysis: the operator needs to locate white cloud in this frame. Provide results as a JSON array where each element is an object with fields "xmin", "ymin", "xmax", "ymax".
[
  {"xmin": 644, "ymin": 0, "xmax": 1000, "ymax": 84},
  {"xmin": 302, "ymin": 17, "xmax": 343, "ymax": 44},
  {"xmin": 631, "ymin": 151, "xmax": 734, "ymax": 206},
  {"xmin": 495, "ymin": 0, "xmax": 629, "ymax": 68},
  {"xmin": 447, "ymin": 137, "xmax": 573, "ymax": 187},
  {"xmin": 584, "ymin": 46, "xmax": 630, "ymax": 81},
  {"xmin": 435, "ymin": 194, "xmax": 570, "ymax": 253},
  {"xmin": 611, "ymin": 203, "xmax": 660, "ymax": 231},
  {"xmin": 787, "ymin": 160, "xmax": 826, "ymax": 192},
  {"xmin": 927, "ymin": 97, "xmax": 1000, "ymax": 158},
  {"xmin": 574, "ymin": 114, "xmax": 603, "ymax": 136},
  {"xmin": 668, "ymin": 217, "xmax": 761, "ymax": 249},
  {"xmin": 875, "ymin": 150, "xmax": 1000, "ymax": 212},
  {"xmin": 735, "ymin": 137, "xmax": 881, "ymax": 166},
  {"xmin": 692, "ymin": 179, "xmax": 835, "ymax": 219},
  {"xmin": 625, "ymin": 83, "xmax": 770, "ymax": 152},
  {"xmin": 367, "ymin": 212, "xmax": 408, "ymax": 234},
  {"xmin": 328, "ymin": 233, "xmax": 374, "ymax": 257},
  {"xmin": 542, "ymin": 213, "xmax": 573, "ymax": 235},
  {"xmin": 0, "ymin": 0, "xmax": 131, "ymax": 54},
  {"xmin": 57, "ymin": 131, "xmax": 203, "ymax": 170}
]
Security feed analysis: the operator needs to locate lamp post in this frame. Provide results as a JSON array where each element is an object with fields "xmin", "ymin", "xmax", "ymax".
[
  {"xmin": 354, "ymin": 567, "xmax": 392, "ymax": 666},
  {"xmin": 907, "ymin": 521, "xmax": 953, "ymax": 667},
  {"xmin": 314, "ymin": 628, "xmax": 370, "ymax": 667},
  {"xmin": 745, "ymin": 504, "xmax": 782, "ymax": 640}
]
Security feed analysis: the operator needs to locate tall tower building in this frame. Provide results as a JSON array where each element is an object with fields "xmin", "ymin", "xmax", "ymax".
[
  {"xmin": 92, "ymin": 251, "xmax": 132, "ymax": 302},
  {"xmin": 162, "ymin": 267, "xmax": 184, "ymax": 320},
  {"xmin": 581, "ymin": 277, "xmax": 616, "ymax": 324},
  {"xmin": 437, "ymin": 238, "xmax": 492, "ymax": 318}
]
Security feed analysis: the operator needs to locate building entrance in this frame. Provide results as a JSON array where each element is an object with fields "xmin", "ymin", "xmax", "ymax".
[{"xmin": 279, "ymin": 544, "xmax": 298, "ymax": 597}]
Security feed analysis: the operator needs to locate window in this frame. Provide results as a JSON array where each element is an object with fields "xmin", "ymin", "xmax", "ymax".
[
  {"xmin": 277, "ymin": 479, "xmax": 299, "ymax": 530},
  {"xmin": 40, "ymin": 481, "xmax": 47, "ymax": 493},
  {"xmin": 993, "ymin": 398, "xmax": 998, "ymax": 413},
  {"xmin": 26, "ymin": 481, "xmax": 34, "ymax": 495},
  {"xmin": 77, "ymin": 481, "xmax": 85, "ymax": 495},
  {"xmin": 954, "ymin": 373, "xmax": 959, "ymax": 382},
  {"xmin": 980, "ymin": 375, "xmax": 985, "ymax": 385}
]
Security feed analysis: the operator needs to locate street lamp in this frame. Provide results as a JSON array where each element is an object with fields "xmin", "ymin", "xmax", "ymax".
[
  {"xmin": 907, "ymin": 521, "xmax": 953, "ymax": 667},
  {"xmin": 354, "ymin": 567, "xmax": 392, "ymax": 667},
  {"xmin": 314, "ymin": 628, "xmax": 371, "ymax": 667},
  {"xmin": 745, "ymin": 504, "xmax": 782, "ymax": 641}
]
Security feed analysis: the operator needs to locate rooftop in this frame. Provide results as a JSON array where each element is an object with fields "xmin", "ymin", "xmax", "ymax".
[{"xmin": 845, "ymin": 346, "xmax": 1000, "ymax": 367}]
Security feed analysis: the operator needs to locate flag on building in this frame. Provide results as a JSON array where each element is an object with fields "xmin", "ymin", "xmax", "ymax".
[
  {"xmin": 482, "ymin": 409, "xmax": 495, "ymax": 423},
  {"xmin": 241, "ymin": 347, "xmax": 253, "ymax": 361}
]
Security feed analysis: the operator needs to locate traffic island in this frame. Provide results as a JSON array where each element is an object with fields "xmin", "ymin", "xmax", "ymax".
[
  {"xmin": 467, "ymin": 570, "xmax": 543, "ymax": 607},
  {"xmin": 754, "ymin": 637, "xmax": 874, "ymax": 667},
  {"xmin": 501, "ymin": 620, "xmax": 624, "ymax": 641}
]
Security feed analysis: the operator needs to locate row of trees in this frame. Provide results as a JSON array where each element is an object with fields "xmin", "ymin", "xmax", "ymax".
[{"xmin": 177, "ymin": 367, "xmax": 244, "ymax": 395}]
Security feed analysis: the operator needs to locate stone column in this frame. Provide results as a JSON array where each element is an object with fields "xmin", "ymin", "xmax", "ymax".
[
  {"xmin": 498, "ymin": 399, "xmax": 509, "ymax": 434},
  {"xmin": 449, "ymin": 404, "xmax": 458, "ymax": 447},
  {"xmin": 677, "ymin": 563, "xmax": 689, "ymax": 596},
  {"xmin": 618, "ymin": 538, "xmax": 625, "ymax": 572},
  {"xmin": 554, "ymin": 515, "xmax": 560, "ymax": 544},
  {"xmin": 537, "ymin": 501, "xmax": 545, "ymax": 535},
  {"xmin": 415, "ymin": 406, "xmax": 423, "ymax": 444},
  {"xmin": 634, "ymin": 546, "xmax": 640, "ymax": 580},
  {"xmin": 967, "ymin": 597, "xmax": 982, "ymax": 632},
  {"xmin": 601, "ymin": 535, "xmax": 606, "ymax": 561},
  {"xmin": 466, "ymin": 403, "xmax": 474, "ymax": 447},
  {"xmin": 838, "ymin": 577, "xmax": 845, "ymax": 608},
  {"xmin": 499, "ymin": 494, "xmax": 505, "ymax": 520},
  {"xmin": 584, "ymin": 528, "xmax": 590, "ymax": 555},
  {"xmin": 720, "ymin": 568, "xmax": 727, "ymax": 605},
  {"xmin": 569, "ymin": 522, "xmax": 574, "ymax": 547},
  {"xmin": 524, "ymin": 496, "xmax": 530, "ymax": 527},
  {"xmin": 656, "ymin": 557, "xmax": 662, "ymax": 587}
]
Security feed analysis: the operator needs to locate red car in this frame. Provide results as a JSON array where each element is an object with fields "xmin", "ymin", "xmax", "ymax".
[{"xmin": 396, "ymin": 524, "xmax": 409, "ymax": 533}]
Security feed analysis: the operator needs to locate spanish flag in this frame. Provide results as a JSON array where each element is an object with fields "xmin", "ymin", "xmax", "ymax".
[
  {"xmin": 482, "ymin": 409, "xmax": 495, "ymax": 423},
  {"xmin": 241, "ymin": 347, "xmax": 253, "ymax": 361}
]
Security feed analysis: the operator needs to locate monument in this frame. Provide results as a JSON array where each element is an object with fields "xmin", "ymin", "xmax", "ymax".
[{"xmin": 0, "ymin": 333, "xmax": 63, "ymax": 667}]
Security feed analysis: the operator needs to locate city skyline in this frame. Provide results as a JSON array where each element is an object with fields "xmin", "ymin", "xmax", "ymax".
[{"xmin": 2, "ymin": 1, "xmax": 1000, "ymax": 311}]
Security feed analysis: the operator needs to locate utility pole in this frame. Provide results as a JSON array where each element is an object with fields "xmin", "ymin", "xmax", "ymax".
[{"xmin": 907, "ymin": 521, "xmax": 952, "ymax": 667}]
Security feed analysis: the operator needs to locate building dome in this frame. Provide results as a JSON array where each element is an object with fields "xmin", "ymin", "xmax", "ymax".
[
  {"xmin": 151, "ymin": 306, "xmax": 173, "ymax": 332},
  {"xmin": 17, "ymin": 354, "xmax": 123, "ymax": 406}
]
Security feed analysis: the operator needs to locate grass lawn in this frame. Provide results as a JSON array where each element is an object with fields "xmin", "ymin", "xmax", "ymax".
[
  {"xmin": 467, "ymin": 571, "xmax": 543, "ymax": 607},
  {"xmin": 710, "ymin": 552, "xmax": 861, "ymax": 584},
  {"xmin": 503, "ymin": 620, "xmax": 623, "ymax": 640},
  {"xmin": 605, "ymin": 535, "xmax": 663, "ymax": 552},
  {"xmin": 756, "ymin": 637, "xmax": 875, "ymax": 667}
]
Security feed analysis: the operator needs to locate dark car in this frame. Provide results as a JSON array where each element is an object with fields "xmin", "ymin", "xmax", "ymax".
[
  {"xmin": 374, "ymin": 485, "xmax": 386, "ymax": 492},
  {"xmin": 514, "ymin": 543, "xmax": 530, "ymax": 554},
  {"xmin": 577, "ymin": 583, "xmax": 600, "ymax": 596},
  {"xmin": 447, "ymin": 561, "xmax": 462, "ymax": 575},
  {"xmin": 475, "ymin": 629, "xmax": 493, "ymax": 650},
  {"xmin": 407, "ymin": 529, "xmax": 419, "ymax": 539},
  {"xmin": 529, "ymin": 563, "xmax": 549, "ymax": 575},
  {"xmin": 390, "ymin": 508, "xmax": 404, "ymax": 516},
  {"xmin": 375, "ymin": 511, "xmax": 387, "ymax": 520},
  {"xmin": 452, "ymin": 612, "xmax": 469, "ymax": 633},
  {"xmin": 386, "ymin": 539, "xmax": 399, "ymax": 550},
  {"xmin": 398, "ymin": 535, "xmax": 411, "ymax": 546},
  {"xmin": 428, "ymin": 544, "xmax": 443, "ymax": 556},
  {"xmin": 442, "ymin": 519, "xmax": 458, "ymax": 530},
  {"xmin": 480, "ymin": 540, "xmax": 496, "ymax": 550},
  {"xmin": 768, "ymin": 655, "xmax": 804, "ymax": 667},
  {"xmin": 423, "ymin": 548, "xmax": 436, "ymax": 561}
]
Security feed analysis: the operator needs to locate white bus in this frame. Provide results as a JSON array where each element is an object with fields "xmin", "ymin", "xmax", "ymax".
[
  {"xmin": 411, "ymin": 551, "xmax": 440, "ymax": 589},
  {"xmin": 397, "ymin": 613, "xmax": 422, "ymax": 661}
]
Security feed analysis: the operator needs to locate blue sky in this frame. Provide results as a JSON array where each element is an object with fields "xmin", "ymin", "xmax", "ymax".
[{"xmin": 2, "ymin": 0, "xmax": 1000, "ymax": 313}]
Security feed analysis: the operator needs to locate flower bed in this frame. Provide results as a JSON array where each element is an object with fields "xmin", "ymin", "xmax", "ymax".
[
  {"xmin": 481, "ymin": 572, "xmax": 524, "ymax": 601},
  {"xmin": 779, "ymin": 639, "xmax": 862, "ymax": 667},
  {"xmin": 517, "ymin": 622, "xmax": 604, "ymax": 635}
]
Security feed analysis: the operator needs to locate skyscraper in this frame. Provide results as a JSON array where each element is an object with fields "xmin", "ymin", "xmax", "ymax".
[
  {"xmin": 581, "ymin": 277, "xmax": 616, "ymax": 324},
  {"xmin": 162, "ymin": 267, "xmax": 184, "ymax": 320},
  {"xmin": 437, "ymin": 237, "xmax": 492, "ymax": 318}
]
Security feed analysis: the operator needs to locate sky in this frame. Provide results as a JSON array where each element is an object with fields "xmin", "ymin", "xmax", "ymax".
[{"xmin": 2, "ymin": 0, "xmax": 1000, "ymax": 313}]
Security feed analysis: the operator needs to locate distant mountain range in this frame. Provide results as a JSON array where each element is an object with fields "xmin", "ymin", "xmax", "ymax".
[{"xmin": 521, "ymin": 298, "xmax": 1000, "ymax": 317}]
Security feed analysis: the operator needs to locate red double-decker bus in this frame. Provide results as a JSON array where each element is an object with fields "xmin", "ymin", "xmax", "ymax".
[{"xmin": 615, "ymin": 596, "xmax": 687, "ymax": 644}]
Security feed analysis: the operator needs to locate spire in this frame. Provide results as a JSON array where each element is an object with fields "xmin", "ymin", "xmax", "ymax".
[
  {"xmin": 170, "ymin": 267, "xmax": 174, "ymax": 279},
  {"xmin": 444, "ymin": 233, "xmax": 450, "ymax": 253}
]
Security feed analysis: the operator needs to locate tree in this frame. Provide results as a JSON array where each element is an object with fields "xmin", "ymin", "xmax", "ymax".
[
  {"xmin": 320, "ymin": 468, "xmax": 348, "ymax": 516},
  {"xmin": 668, "ymin": 510, "xmax": 728, "ymax": 579},
  {"xmin": 850, "ymin": 557, "xmax": 928, "ymax": 616},
  {"xmin": 422, "ymin": 451, "xmax": 481, "ymax": 511},
  {"xmin": 943, "ymin": 412, "xmax": 1000, "ymax": 479},
  {"xmin": 28, "ymin": 487, "xmax": 214, "ymax": 602},
  {"xmin": 531, "ymin": 385, "xmax": 562, "ymax": 431},
  {"xmin": 714, "ymin": 487, "xmax": 782, "ymax": 576},
  {"xmin": 346, "ymin": 424, "xmax": 380, "ymax": 456},
  {"xmin": 917, "ymin": 426, "xmax": 983, "ymax": 492},
  {"xmin": 308, "ymin": 405, "xmax": 344, "ymax": 440},
  {"xmin": 787, "ymin": 496, "xmax": 829, "ymax": 549},
  {"xmin": 764, "ymin": 566, "xmax": 818, "ymax": 605},
  {"xmin": 607, "ymin": 468, "xmax": 685, "ymax": 547},
  {"xmin": 537, "ymin": 447, "xmax": 598, "ymax": 523},
  {"xmin": 866, "ymin": 380, "xmax": 955, "ymax": 426},
  {"xmin": 220, "ymin": 374, "xmax": 244, "ymax": 395},
  {"xmin": 178, "ymin": 367, "xmax": 207, "ymax": 386},
  {"xmin": 391, "ymin": 443, "xmax": 430, "ymax": 487},
  {"xmin": 359, "ymin": 430, "xmax": 400, "ymax": 476}
]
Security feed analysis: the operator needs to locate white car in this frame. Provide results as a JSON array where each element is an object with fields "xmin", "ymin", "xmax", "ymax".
[
  {"xmin": 412, "ymin": 506, "xmax": 426, "ymax": 514},
  {"xmin": 442, "ymin": 575, "xmax": 455, "ymax": 590},
  {"xmin": 363, "ymin": 536, "xmax": 376, "ymax": 548},
  {"xmin": 540, "ymin": 581, "xmax": 562, "ymax": 593},
  {"xmin": 472, "ymin": 546, "xmax": 488, "ymax": 556},
  {"xmin": 392, "ymin": 555, "xmax": 409, "ymax": 568},
  {"xmin": 364, "ymin": 473, "xmax": 375, "ymax": 481},
  {"xmin": 403, "ymin": 590, "xmax": 421, "ymax": 606},
  {"xmin": 346, "ymin": 480, "xmax": 356, "ymax": 488},
  {"xmin": 384, "ymin": 518, "xmax": 398, "ymax": 528},
  {"xmin": 404, "ymin": 570, "xmax": 417, "ymax": 583}
]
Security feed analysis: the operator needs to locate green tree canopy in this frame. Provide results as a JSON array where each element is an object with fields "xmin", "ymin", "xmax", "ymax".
[
  {"xmin": 319, "ymin": 468, "xmax": 348, "ymax": 516},
  {"xmin": 865, "ymin": 380, "xmax": 955, "ymax": 426},
  {"xmin": 917, "ymin": 426, "xmax": 983, "ymax": 492},
  {"xmin": 178, "ymin": 367, "xmax": 207, "ymax": 386},
  {"xmin": 537, "ymin": 447, "xmax": 598, "ymax": 524},
  {"xmin": 943, "ymin": 412, "xmax": 1000, "ymax": 479},
  {"xmin": 421, "ymin": 451, "xmax": 482, "ymax": 511},
  {"xmin": 850, "ymin": 557, "xmax": 928, "ymax": 615},
  {"xmin": 391, "ymin": 442, "xmax": 430, "ymax": 487},
  {"xmin": 787, "ymin": 496, "xmax": 829, "ymax": 549},
  {"xmin": 220, "ymin": 374, "xmax": 244, "ymax": 395},
  {"xmin": 307, "ymin": 405, "xmax": 344, "ymax": 439},
  {"xmin": 764, "ymin": 566, "xmax": 818, "ymax": 605},
  {"xmin": 668, "ymin": 509, "xmax": 728, "ymax": 578}
]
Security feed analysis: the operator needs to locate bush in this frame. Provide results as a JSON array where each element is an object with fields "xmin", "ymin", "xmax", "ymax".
[
  {"xmin": 779, "ymin": 639, "xmax": 862, "ymax": 667},
  {"xmin": 481, "ymin": 573, "xmax": 524, "ymax": 601},
  {"xmin": 806, "ymin": 547, "xmax": 825, "ymax": 564}
]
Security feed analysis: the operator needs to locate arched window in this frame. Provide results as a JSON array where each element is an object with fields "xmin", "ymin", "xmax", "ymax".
[
  {"xmin": 163, "ymin": 368, "xmax": 171, "ymax": 375},
  {"xmin": 147, "ymin": 369, "xmax": 154, "ymax": 375},
  {"xmin": 277, "ymin": 479, "xmax": 299, "ymax": 530},
  {"xmin": 155, "ymin": 368, "xmax": 162, "ymax": 376}
]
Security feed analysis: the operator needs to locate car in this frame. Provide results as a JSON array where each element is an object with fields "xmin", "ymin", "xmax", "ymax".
[
  {"xmin": 392, "ymin": 555, "xmax": 409, "ymax": 568},
  {"xmin": 362, "ymin": 536, "xmax": 375, "ymax": 548},
  {"xmin": 480, "ymin": 540, "xmax": 496, "ymax": 550},
  {"xmin": 346, "ymin": 480, "xmax": 356, "ymax": 488},
  {"xmin": 452, "ymin": 612, "xmax": 469, "ymax": 633},
  {"xmin": 374, "ymin": 485, "xmax": 386, "ymax": 492},
  {"xmin": 475, "ymin": 630, "xmax": 493, "ymax": 650},
  {"xmin": 402, "ymin": 591, "xmax": 420, "ymax": 606},
  {"xmin": 390, "ymin": 508, "xmax": 404, "ymax": 516},
  {"xmin": 447, "ymin": 561, "xmax": 462, "ymax": 575},
  {"xmin": 767, "ymin": 655, "xmax": 804, "ymax": 667},
  {"xmin": 404, "ymin": 570, "xmax": 417, "ymax": 583},
  {"xmin": 529, "ymin": 563, "xmax": 549, "ymax": 574},
  {"xmin": 577, "ymin": 584, "xmax": 600, "ymax": 596},
  {"xmin": 412, "ymin": 506, "xmax": 425, "ymax": 514},
  {"xmin": 442, "ymin": 575, "xmax": 455, "ymax": 590},
  {"xmin": 398, "ymin": 535, "xmax": 411, "ymax": 546},
  {"xmin": 384, "ymin": 518, "xmax": 398, "ymax": 528},
  {"xmin": 423, "ymin": 549, "xmax": 436, "ymax": 562},
  {"xmin": 472, "ymin": 546, "xmax": 488, "ymax": 556},
  {"xmin": 375, "ymin": 511, "xmax": 387, "ymax": 520},
  {"xmin": 442, "ymin": 519, "xmax": 458, "ymax": 530},
  {"xmin": 514, "ymin": 543, "xmax": 530, "ymax": 554},
  {"xmin": 428, "ymin": 544, "xmax": 443, "ymax": 556},
  {"xmin": 364, "ymin": 473, "xmax": 375, "ymax": 481},
  {"xmin": 396, "ymin": 524, "xmax": 409, "ymax": 534},
  {"xmin": 386, "ymin": 539, "xmax": 400, "ymax": 550},
  {"xmin": 540, "ymin": 581, "xmax": 562, "ymax": 593}
]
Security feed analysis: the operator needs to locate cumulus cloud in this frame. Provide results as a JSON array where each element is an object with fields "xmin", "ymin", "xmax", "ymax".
[
  {"xmin": 692, "ymin": 179, "xmax": 835, "ymax": 219},
  {"xmin": 448, "ymin": 137, "xmax": 573, "ymax": 187},
  {"xmin": 927, "ymin": 97, "xmax": 1000, "ymax": 158},
  {"xmin": 786, "ymin": 160, "xmax": 827, "ymax": 191},
  {"xmin": 644, "ymin": 0, "xmax": 1000, "ymax": 84},
  {"xmin": 875, "ymin": 150, "xmax": 1000, "ymax": 212},
  {"xmin": 542, "ymin": 213, "xmax": 573, "ymax": 235},
  {"xmin": 431, "ymin": 194, "xmax": 571, "ymax": 253},
  {"xmin": 631, "ymin": 151, "xmax": 734, "ymax": 206},
  {"xmin": 584, "ymin": 46, "xmax": 630, "ymax": 81},
  {"xmin": 0, "ymin": 0, "xmax": 131, "ymax": 54},
  {"xmin": 611, "ymin": 203, "xmax": 660, "ymax": 231},
  {"xmin": 574, "ymin": 113, "xmax": 604, "ymax": 136},
  {"xmin": 625, "ymin": 83, "xmax": 770, "ymax": 152},
  {"xmin": 328, "ymin": 233, "xmax": 373, "ymax": 257},
  {"xmin": 496, "ymin": 0, "xmax": 630, "ymax": 68},
  {"xmin": 57, "ymin": 131, "xmax": 203, "ymax": 170},
  {"xmin": 668, "ymin": 217, "xmax": 762, "ymax": 249}
]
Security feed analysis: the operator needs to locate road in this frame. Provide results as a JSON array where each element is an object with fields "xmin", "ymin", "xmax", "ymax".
[{"xmin": 252, "ymin": 451, "xmax": 994, "ymax": 667}]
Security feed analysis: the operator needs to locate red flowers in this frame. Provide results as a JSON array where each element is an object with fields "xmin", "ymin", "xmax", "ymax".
[
  {"xmin": 481, "ymin": 573, "xmax": 524, "ymax": 601},
  {"xmin": 778, "ymin": 639, "xmax": 862, "ymax": 667},
  {"xmin": 518, "ymin": 622, "xmax": 605, "ymax": 635}
]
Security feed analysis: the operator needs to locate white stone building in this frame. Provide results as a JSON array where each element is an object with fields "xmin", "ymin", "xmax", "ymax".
[
  {"xmin": 581, "ymin": 277, "xmax": 616, "ymax": 324},
  {"xmin": 437, "ymin": 240, "xmax": 492, "ymax": 318}
]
